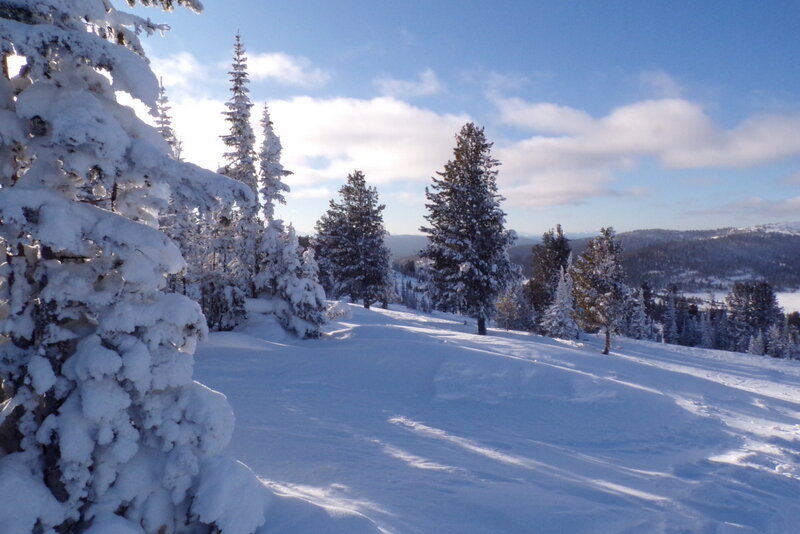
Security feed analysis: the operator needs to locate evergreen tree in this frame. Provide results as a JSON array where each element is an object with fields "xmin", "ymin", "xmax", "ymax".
[
  {"xmin": 572, "ymin": 227, "xmax": 628, "ymax": 354},
  {"xmin": 255, "ymin": 223, "xmax": 327, "ymax": 337},
  {"xmin": 725, "ymin": 281, "xmax": 783, "ymax": 352},
  {"xmin": 495, "ymin": 283, "xmax": 536, "ymax": 332},
  {"xmin": 625, "ymin": 288, "xmax": 653, "ymax": 340},
  {"xmin": 155, "ymin": 78, "xmax": 182, "ymax": 160},
  {"xmin": 258, "ymin": 103, "xmax": 291, "ymax": 222},
  {"xmin": 748, "ymin": 331, "xmax": 766, "ymax": 356},
  {"xmin": 525, "ymin": 225, "xmax": 571, "ymax": 325},
  {"xmin": 766, "ymin": 323, "xmax": 791, "ymax": 359},
  {"xmin": 0, "ymin": 2, "xmax": 265, "ymax": 531},
  {"xmin": 699, "ymin": 311, "xmax": 715, "ymax": 349},
  {"xmin": 420, "ymin": 122, "xmax": 517, "ymax": 335},
  {"xmin": 662, "ymin": 293, "xmax": 680, "ymax": 344},
  {"xmin": 541, "ymin": 267, "xmax": 580, "ymax": 340},
  {"xmin": 315, "ymin": 170, "xmax": 392, "ymax": 308},
  {"xmin": 218, "ymin": 32, "xmax": 260, "ymax": 301}
]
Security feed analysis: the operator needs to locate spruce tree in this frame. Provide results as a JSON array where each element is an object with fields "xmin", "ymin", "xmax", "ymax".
[
  {"xmin": 0, "ymin": 2, "xmax": 265, "ymax": 531},
  {"xmin": 526, "ymin": 224, "xmax": 571, "ymax": 325},
  {"xmin": 726, "ymin": 281, "xmax": 783, "ymax": 352},
  {"xmin": 572, "ymin": 227, "xmax": 628, "ymax": 354},
  {"xmin": 314, "ymin": 170, "xmax": 392, "ymax": 308},
  {"xmin": 218, "ymin": 32, "xmax": 260, "ymax": 301},
  {"xmin": 541, "ymin": 267, "xmax": 580, "ymax": 339},
  {"xmin": 155, "ymin": 78, "xmax": 182, "ymax": 160},
  {"xmin": 625, "ymin": 288, "xmax": 652, "ymax": 340},
  {"xmin": 258, "ymin": 103, "xmax": 291, "ymax": 223},
  {"xmin": 420, "ymin": 122, "xmax": 517, "ymax": 335}
]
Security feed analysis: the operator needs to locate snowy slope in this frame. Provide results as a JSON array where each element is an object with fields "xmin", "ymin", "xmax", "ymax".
[{"xmin": 195, "ymin": 305, "xmax": 800, "ymax": 533}]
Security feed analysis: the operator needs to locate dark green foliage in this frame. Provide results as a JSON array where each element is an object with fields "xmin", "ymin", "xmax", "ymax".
[
  {"xmin": 525, "ymin": 224, "xmax": 571, "ymax": 323},
  {"xmin": 725, "ymin": 281, "xmax": 783, "ymax": 352},
  {"xmin": 420, "ymin": 123, "xmax": 517, "ymax": 335},
  {"xmin": 314, "ymin": 170, "xmax": 392, "ymax": 308},
  {"xmin": 572, "ymin": 227, "xmax": 628, "ymax": 354}
]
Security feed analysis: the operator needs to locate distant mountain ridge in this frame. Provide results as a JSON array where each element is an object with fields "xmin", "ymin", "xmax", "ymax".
[{"xmin": 389, "ymin": 223, "xmax": 800, "ymax": 291}]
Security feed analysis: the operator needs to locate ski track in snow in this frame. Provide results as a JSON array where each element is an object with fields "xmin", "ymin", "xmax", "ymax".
[{"xmin": 194, "ymin": 304, "xmax": 800, "ymax": 533}]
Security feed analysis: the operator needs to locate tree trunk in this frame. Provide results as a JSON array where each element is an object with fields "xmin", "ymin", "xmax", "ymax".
[
  {"xmin": 477, "ymin": 316, "xmax": 487, "ymax": 336},
  {"xmin": 603, "ymin": 327, "xmax": 611, "ymax": 354}
]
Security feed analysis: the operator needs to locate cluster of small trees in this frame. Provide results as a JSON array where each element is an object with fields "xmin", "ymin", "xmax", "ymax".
[
  {"xmin": 158, "ymin": 34, "xmax": 326, "ymax": 338},
  {"xmin": 651, "ymin": 282, "xmax": 798, "ymax": 358},
  {"xmin": 499, "ymin": 224, "xmax": 799, "ymax": 358}
]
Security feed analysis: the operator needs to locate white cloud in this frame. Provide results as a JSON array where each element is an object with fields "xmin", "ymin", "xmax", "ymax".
[
  {"xmin": 494, "ymin": 98, "xmax": 593, "ymax": 135},
  {"xmin": 150, "ymin": 51, "xmax": 207, "ymax": 89},
  {"xmin": 152, "ymin": 92, "xmax": 468, "ymax": 189},
  {"xmin": 375, "ymin": 69, "xmax": 444, "ymax": 99},
  {"xmin": 248, "ymin": 52, "xmax": 330, "ymax": 88},
  {"xmin": 494, "ymin": 97, "xmax": 800, "ymax": 207},
  {"xmin": 269, "ymin": 96, "xmax": 468, "ymax": 186},
  {"xmin": 638, "ymin": 70, "xmax": 685, "ymax": 98}
]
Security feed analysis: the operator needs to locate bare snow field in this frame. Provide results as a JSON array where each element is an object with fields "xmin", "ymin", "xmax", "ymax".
[
  {"xmin": 195, "ymin": 304, "xmax": 800, "ymax": 533},
  {"xmin": 777, "ymin": 292, "xmax": 800, "ymax": 314}
]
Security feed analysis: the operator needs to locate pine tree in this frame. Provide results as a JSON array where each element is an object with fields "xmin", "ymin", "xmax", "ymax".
[
  {"xmin": 726, "ymin": 281, "xmax": 783, "ymax": 352},
  {"xmin": 766, "ymin": 323, "xmax": 791, "ymax": 358},
  {"xmin": 155, "ymin": 78, "xmax": 182, "ymax": 160},
  {"xmin": 699, "ymin": 311, "xmax": 715, "ymax": 349},
  {"xmin": 572, "ymin": 227, "xmax": 628, "ymax": 354},
  {"xmin": 0, "ymin": 2, "xmax": 265, "ymax": 532},
  {"xmin": 420, "ymin": 123, "xmax": 517, "ymax": 335},
  {"xmin": 748, "ymin": 331, "xmax": 766, "ymax": 356},
  {"xmin": 258, "ymin": 103, "xmax": 291, "ymax": 222},
  {"xmin": 218, "ymin": 32, "xmax": 260, "ymax": 301},
  {"xmin": 525, "ymin": 225, "xmax": 571, "ymax": 325},
  {"xmin": 662, "ymin": 293, "xmax": 680, "ymax": 345},
  {"xmin": 625, "ymin": 288, "xmax": 652, "ymax": 340},
  {"xmin": 541, "ymin": 267, "xmax": 580, "ymax": 340},
  {"xmin": 495, "ymin": 283, "xmax": 536, "ymax": 332},
  {"xmin": 315, "ymin": 170, "xmax": 392, "ymax": 308}
]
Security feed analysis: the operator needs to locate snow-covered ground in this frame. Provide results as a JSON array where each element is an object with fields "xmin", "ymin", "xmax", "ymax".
[
  {"xmin": 686, "ymin": 291, "xmax": 800, "ymax": 313},
  {"xmin": 195, "ymin": 304, "xmax": 800, "ymax": 533}
]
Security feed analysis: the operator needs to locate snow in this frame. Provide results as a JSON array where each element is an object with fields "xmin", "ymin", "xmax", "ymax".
[
  {"xmin": 188, "ymin": 303, "xmax": 800, "ymax": 533},
  {"xmin": 687, "ymin": 291, "xmax": 800, "ymax": 313}
]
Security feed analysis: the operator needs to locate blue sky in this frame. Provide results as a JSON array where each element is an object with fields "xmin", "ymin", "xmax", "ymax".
[{"xmin": 128, "ymin": 1, "xmax": 800, "ymax": 236}]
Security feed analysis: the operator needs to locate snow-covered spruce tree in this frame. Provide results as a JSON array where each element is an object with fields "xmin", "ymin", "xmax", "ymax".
[
  {"xmin": 525, "ymin": 224, "xmax": 571, "ymax": 329},
  {"xmin": 155, "ymin": 79, "xmax": 182, "ymax": 160},
  {"xmin": 541, "ymin": 267, "xmax": 580, "ymax": 340},
  {"xmin": 572, "ymin": 227, "xmax": 628, "ymax": 354},
  {"xmin": 217, "ymin": 32, "xmax": 260, "ymax": 305},
  {"xmin": 255, "ymin": 222, "xmax": 326, "ymax": 338},
  {"xmin": 258, "ymin": 103, "xmax": 291, "ymax": 223},
  {"xmin": 0, "ymin": 2, "xmax": 266, "ymax": 532},
  {"xmin": 314, "ymin": 170, "xmax": 392, "ymax": 308},
  {"xmin": 495, "ymin": 282, "xmax": 536, "ymax": 332},
  {"xmin": 252, "ymin": 105, "xmax": 326, "ymax": 337},
  {"xmin": 624, "ymin": 288, "xmax": 652, "ymax": 340},
  {"xmin": 725, "ymin": 281, "xmax": 783, "ymax": 353},
  {"xmin": 420, "ymin": 122, "xmax": 517, "ymax": 335},
  {"xmin": 155, "ymin": 79, "xmax": 205, "ymax": 299}
]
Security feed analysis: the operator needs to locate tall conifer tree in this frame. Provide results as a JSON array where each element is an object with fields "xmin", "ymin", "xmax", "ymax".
[
  {"xmin": 526, "ymin": 224, "xmax": 571, "ymax": 323},
  {"xmin": 315, "ymin": 170, "xmax": 392, "ymax": 308},
  {"xmin": 218, "ymin": 33, "xmax": 259, "ymax": 302},
  {"xmin": 420, "ymin": 123, "xmax": 517, "ymax": 335},
  {"xmin": 572, "ymin": 227, "xmax": 628, "ymax": 354}
]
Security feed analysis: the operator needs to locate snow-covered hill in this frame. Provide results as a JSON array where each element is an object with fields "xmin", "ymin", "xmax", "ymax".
[{"xmin": 195, "ymin": 304, "xmax": 800, "ymax": 533}]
